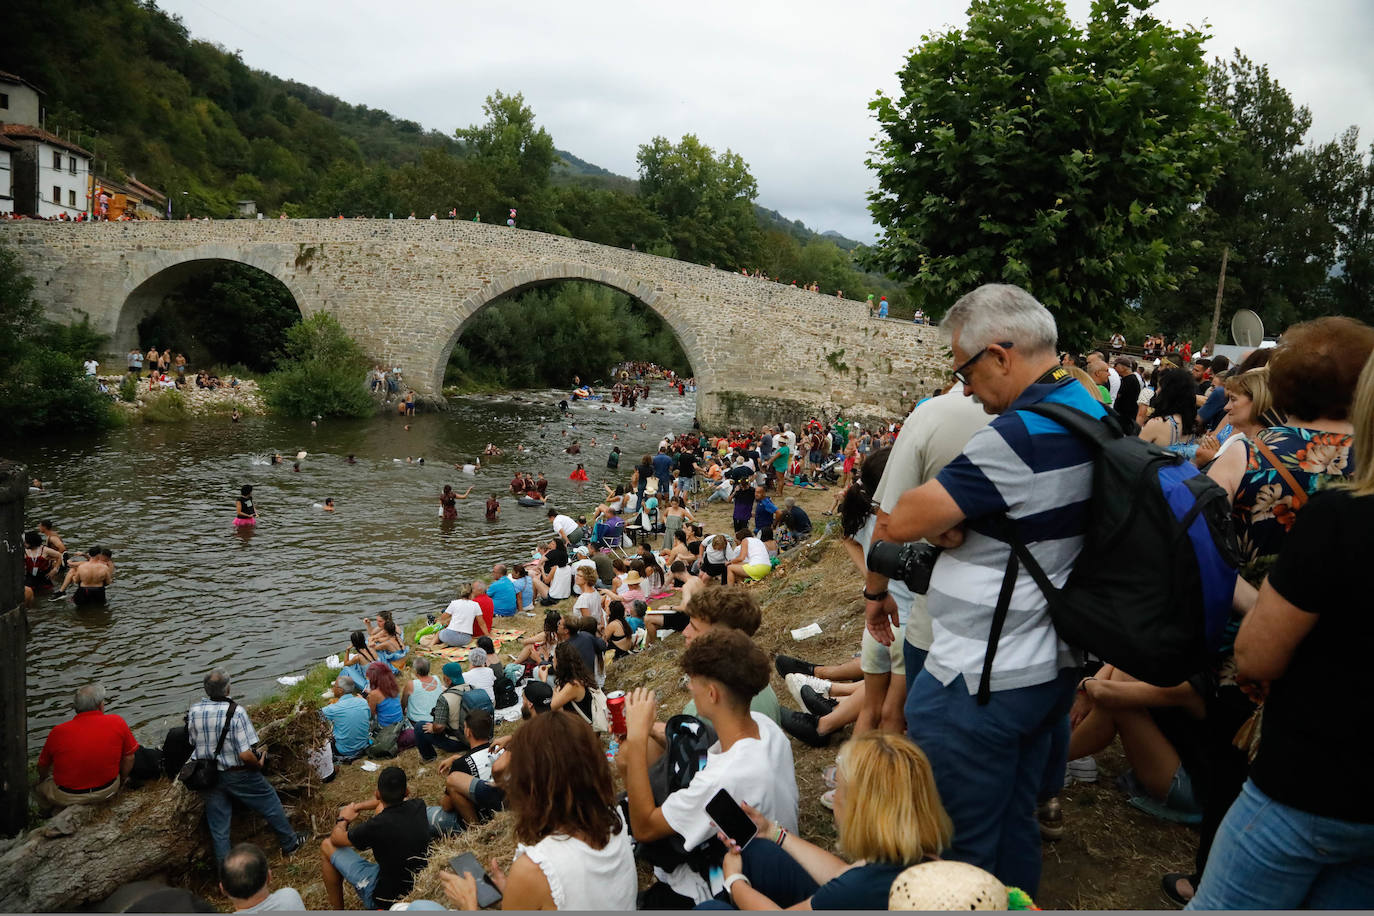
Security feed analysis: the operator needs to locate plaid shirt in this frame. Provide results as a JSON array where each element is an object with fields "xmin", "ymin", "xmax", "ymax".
[{"xmin": 187, "ymin": 698, "xmax": 257, "ymax": 769}]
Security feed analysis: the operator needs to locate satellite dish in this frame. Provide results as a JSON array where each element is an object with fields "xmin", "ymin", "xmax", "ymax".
[{"xmin": 1231, "ymin": 309, "xmax": 1264, "ymax": 348}]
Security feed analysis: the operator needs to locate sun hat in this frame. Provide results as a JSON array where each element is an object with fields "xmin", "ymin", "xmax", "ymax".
[
  {"xmin": 888, "ymin": 860, "xmax": 1016, "ymax": 910},
  {"xmin": 624, "ymin": 570, "xmax": 642, "ymax": 585}
]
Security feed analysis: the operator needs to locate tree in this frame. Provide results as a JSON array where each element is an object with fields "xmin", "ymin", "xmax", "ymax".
[
  {"xmin": 454, "ymin": 91, "xmax": 557, "ymax": 228},
  {"xmin": 261, "ymin": 313, "xmax": 374, "ymax": 418},
  {"xmin": 864, "ymin": 0, "xmax": 1229, "ymax": 346},
  {"xmin": 636, "ymin": 134, "xmax": 761, "ymax": 269},
  {"xmin": 1144, "ymin": 54, "xmax": 1363, "ymax": 337}
]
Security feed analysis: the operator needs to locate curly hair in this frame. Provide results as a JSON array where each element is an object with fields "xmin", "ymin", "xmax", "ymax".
[
  {"xmin": 679, "ymin": 628, "xmax": 770, "ymax": 706},
  {"xmin": 1269, "ymin": 317, "xmax": 1374, "ymax": 422},
  {"xmin": 499, "ymin": 711, "xmax": 623, "ymax": 848},
  {"xmin": 1149, "ymin": 368, "xmax": 1198, "ymax": 433}
]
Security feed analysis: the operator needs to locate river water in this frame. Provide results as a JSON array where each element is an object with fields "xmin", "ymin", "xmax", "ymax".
[{"xmin": 13, "ymin": 386, "xmax": 697, "ymax": 751}]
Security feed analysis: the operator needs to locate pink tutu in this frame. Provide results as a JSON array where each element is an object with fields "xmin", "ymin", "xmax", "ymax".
[{"xmin": 233, "ymin": 516, "xmax": 256, "ymax": 527}]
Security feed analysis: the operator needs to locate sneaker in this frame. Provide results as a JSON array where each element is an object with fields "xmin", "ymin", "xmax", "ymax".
[
  {"xmin": 780, "ymin": 709, "xmax": 830, "ymax": 748},
  {"xmin": 820, "ymin": 789, "xmax": 836, "ymax": 810},
  {"xmin": 1037, "ymin": 798, "xmax": 1064, "ymax": 841},
  {"xmin": 801, "ymin": 685, "xmax": 838, "ymax": 718},
  {"xmin": 784, "ymin": 672, "xmax": 832, "ymax": 707},
  {"xmin": 282, "ymin": 831, "xmax": 310, "ymax": 856},
  {"xmin": 822, "ymin": 764, "xmax": 837, "ymax": 789},
  {"xmin": 1064, "ymin": 755, "xmax": 1098, "ymax": 787},
  {"xmin": 774, "ymin": 654, "xmax": 816, "ymax": 679}
]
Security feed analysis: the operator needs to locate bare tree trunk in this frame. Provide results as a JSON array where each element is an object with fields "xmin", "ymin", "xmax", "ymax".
[{"xmin": 1206, "ymin": 245, "xmax": 1230, "ymax": 354}]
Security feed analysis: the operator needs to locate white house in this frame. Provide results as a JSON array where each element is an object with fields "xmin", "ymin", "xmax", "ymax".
[
  {"xmin": 1, "ymin": 124, "xmax": 93, "ymax": 219},
  {"xmin": 0, "ymin": 134, "xmax": 17, "ymax": 215}
]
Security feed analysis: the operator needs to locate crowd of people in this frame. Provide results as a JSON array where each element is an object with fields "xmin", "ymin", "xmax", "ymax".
[{"xmin": 29, "ymin": 282, "xmax": 1374, "ymax": 912}]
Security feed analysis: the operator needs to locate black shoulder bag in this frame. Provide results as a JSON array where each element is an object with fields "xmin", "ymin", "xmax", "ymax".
[{"xmin": 178, "ymin": 699, "xmax": 237, "ymax": 791}]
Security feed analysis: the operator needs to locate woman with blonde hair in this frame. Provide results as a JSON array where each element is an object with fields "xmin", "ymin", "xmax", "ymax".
[
  {"xmin": 1188, "ymin": 350, "xmax": 1374, "ymax": 908},
  {"xmin": 709, "ymin": 732, "xmax": 953, "ymax": 909},
  {"xmin": 1193, "ymin": 368, "xmax": 1274, "ymax": 467}
]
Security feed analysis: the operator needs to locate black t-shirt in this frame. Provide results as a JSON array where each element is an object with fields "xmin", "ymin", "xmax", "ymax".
[
  {"xmin": 543, "ymin": 545, "xmax": 568, "ymax": 573},
  {"xmin": 346, "ymin": 797, "xmax": 430, "ymax": 906},
  {"xmin": 677, "ymin": 451, "xmax": 697, "ymax": 478},
  {"xmin": 1254, "ymin": 488, "xmax": 1374, "ymax": 823},
  {"xmin": 567, "ymin": 630, "xmax": 608, "ymax": 675}
]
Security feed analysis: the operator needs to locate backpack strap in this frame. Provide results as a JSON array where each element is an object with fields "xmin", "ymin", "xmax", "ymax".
[
  {"xmin": 1017, "ymin": 402, "xmax": 1123, "ymax": 445},
  {"xmin": 211, "ymin": 699, "xmax": 238, "ymax": 761},
  {"xmin": 979, "ymin": 521, "xmax": 1065, "ymax": 705},
  {"xmin": 1253, "ymin": 438, "xmax": 1308, "ymax": 511}
]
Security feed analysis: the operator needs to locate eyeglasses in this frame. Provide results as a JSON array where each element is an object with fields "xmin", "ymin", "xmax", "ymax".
[{"xmin": 952, "ymin": 341, "xmax": 1014, "ymax": 384}]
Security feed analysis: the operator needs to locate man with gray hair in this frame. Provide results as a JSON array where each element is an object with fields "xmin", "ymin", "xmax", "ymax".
[
  {"xmin": 879, "ymin": 284, "xmax": 1102, "ymax": 896},
  {"xmin": 322, "ymin": 674, "xmax": 372, "ymax": 761},
  {"xmin": 188, "ymin": 669, "xmax": 305, "ymax": 866},
  {"xmin": 34, "ymin": 684, "xmax": 138, "ymax": 811}
]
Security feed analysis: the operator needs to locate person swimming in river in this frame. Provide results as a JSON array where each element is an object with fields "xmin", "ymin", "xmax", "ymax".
[
  {"xmin": 571, "ymin": 386, "xmax": 594, "ymax": 400},
  {"xmin": 347, "ymin": 454, "xmax": 357, "ymax": 465},
  {"xmin": 270, "ymin": 454, "xmax": 283, "ymax": 465},
  {"xmin": 61, "ymin": 548, "xmax": 114, "ymax": 605},
  {"xmin": 322, "ymin": 498, "xmax": 335, "ymax": 512},
  {"xmin": 23, "ymin": 531, "xmax": 60, "ymax": 595},
  {"xmin": 234, "ymin": 485, "xmax": 257, "ymax": 526},
  {"xmin": 483, "ymin": 443, "xmax": 502, "ymax": 456},
  {"xmin": 439, "ymin": 484, "xmax": 473, "ymax": 519}
]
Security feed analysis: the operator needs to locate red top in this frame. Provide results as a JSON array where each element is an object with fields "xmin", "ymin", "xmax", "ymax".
[
  {"xmin": 475, "ymin": 594, "xmax": 495, "ymax": 635},
  {"xmin": 38, "ymin": 710, "xmax": 138, "ymax": 790}
]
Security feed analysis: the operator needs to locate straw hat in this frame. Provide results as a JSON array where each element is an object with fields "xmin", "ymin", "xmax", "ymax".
[
  {"xmin": 888, "ymin": 860, "xmax": 1011, "ymax": 910},
  {"xmin": 623, "ymin": 569, "xmax": 642, "ymax": 585}
]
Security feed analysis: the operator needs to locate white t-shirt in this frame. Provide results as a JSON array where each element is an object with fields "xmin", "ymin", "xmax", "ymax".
[
  {"xmin": 517, "ymin": 812, "xmax": 637, "ymax": 910},
  {"xmin": 657, "ymin": 713, "xmax": 799, "ymax": 903},
  {"xmin": 548, "ymin": 565, "xmax": 574, "ymax": 601},
  {"xmin": 872, "ymin": 387, "xmax": 990, "ymax": 650},
  {"xmin": 83, "ymin": 359, "xmax": 99, "ymax": 376},
  {"xmin": 463, "ymin": 665, "xmax": 497, "ymax": 707},
  {"xmin": 741, "ymin": 537, "xmax": 770, "ymax": 567},
  {"xmin": 243, "ymin": 887, "xmax": 305, "ymax": 911},
  {"xmin": 570, "ymin": 558, "xmax": 599, "ymax": 592},
  {"xmin": 703, "ymin": 537, "xmax": 732, "ymax": 565},
  {"xmin": 442, "ymin": 599, "xmax": 482, "ymax": 636},
  {"xmin": 574, "ymin": 590, "xmax": 605, "ymax": 627},
  {"xmin": 552, "ymin": 514, "xmax": 578, "ymax": 538}
]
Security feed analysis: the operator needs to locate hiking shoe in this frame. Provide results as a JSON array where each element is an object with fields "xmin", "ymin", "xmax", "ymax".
[
  {"xmin": 282, "ymin": 832, "xmax": 310, "ymax": 856},
  {"xmin": 801, "ymin": 685, "xmax": 838, "ymax": 718},
  {"xmin": 780, "ymin": 709, "xmax": 830, "ymax": 748},
  {"xmin": 1037, "ymin": 798, "xmax": 1064, "ymax": 841},
  {"xmin": 784, "ymin": 672, "xmax": 832, "ymax": 707},
  {"xmin": 774, "ymin": 654, "xmax": 816, "ymax": 679},
  {"xmin": 1064, "ymin": 755, "xmax": 1098, "ymax": 787}
]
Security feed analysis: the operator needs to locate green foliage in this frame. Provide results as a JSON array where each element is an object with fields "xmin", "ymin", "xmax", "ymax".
[
  {"xmin": 637, "ymin": 135, "xmax": 762, "ymax": 268},
  {"xmin": 0, "ymin": 244, "xmax": 114, "ymax": 437},
  {"xmin": 118, "ymin": 374, "xmax": 140, "ymax": 402},
  {"xmin": 453, "ymin": 91, "xmax": 558, "ymax": 229},
  {"xmin": 136, "ymin": 262, "xmax": 300, "ymax": 371},
  {"xmin": 262, "ymin": 313, "xmax": 374, "ymax": 418},
  {"xmin": 142, "ymin": 388, "xmax": 190, "ymax": 423},
  {"xmin": 445, "ymin": 283, "xmax": 691, "ymax": 390},
  {"xmin": 865, "ymin": 0, "xmax": 1230, "ymax": 347},
  {"xmin": 1144, "ymin": 54, "xmax": 1374, "ymax": 337},
  {"xmin": 38, "ymin": 315, "xmax": 108, "ymax": 359}
]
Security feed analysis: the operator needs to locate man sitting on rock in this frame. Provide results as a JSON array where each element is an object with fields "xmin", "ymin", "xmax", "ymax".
[
  {"xmin": 220, "ymin": 842, "xmax": 304, "ymax": 912},
  {"xmin": 34, "ymin": 684, "xmax": 137, "ymax": 812}
]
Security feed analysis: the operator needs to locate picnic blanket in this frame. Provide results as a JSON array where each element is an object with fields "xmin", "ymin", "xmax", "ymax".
[{"xmin": 420, "ymin": 627, "xmax": 526, "ymax": 664}]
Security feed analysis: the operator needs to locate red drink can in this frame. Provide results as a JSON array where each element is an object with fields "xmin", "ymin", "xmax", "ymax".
[{"xmin": 605, "ymin": 690, "xmax": 627, "ymax": 738}]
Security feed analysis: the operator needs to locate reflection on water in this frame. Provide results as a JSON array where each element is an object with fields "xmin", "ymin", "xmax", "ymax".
[{"xmin": 13, "ymin": 386, "xmax": 696, "ymax": 750}]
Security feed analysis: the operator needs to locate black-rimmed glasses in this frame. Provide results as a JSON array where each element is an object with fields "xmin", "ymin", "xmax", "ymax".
[{"xmin": 952, "ymin": 341, "xmax": 1014, "ymax": 384}]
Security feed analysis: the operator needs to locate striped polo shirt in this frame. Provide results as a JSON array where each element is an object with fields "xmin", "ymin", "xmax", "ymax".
[{"xmin": 928, "ymin": 377, "xmax": 1104, "ymax": 694}]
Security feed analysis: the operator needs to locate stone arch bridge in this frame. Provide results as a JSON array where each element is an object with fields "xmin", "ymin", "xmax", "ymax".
[{"xmin": 2, "ymin": 220, "xmax": 947, "ymax": 428}]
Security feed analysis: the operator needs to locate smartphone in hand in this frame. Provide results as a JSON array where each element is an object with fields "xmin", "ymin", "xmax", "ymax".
[
  {"xmin": 448, "ymin": 852, "xmax": 502, "ymax": 908},
  {"xmin": 706, "ymin": 788, "xmax": 758, "ymax": 850}
]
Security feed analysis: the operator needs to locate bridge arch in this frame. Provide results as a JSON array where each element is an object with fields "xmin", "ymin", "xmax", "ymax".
[
  {"xmin": 428, "ymin": 262, "xmax": 712, "ymax": 400},
  {"xmin": 112, "ymin": 245, "xmax": 311, "ymax": 354}
]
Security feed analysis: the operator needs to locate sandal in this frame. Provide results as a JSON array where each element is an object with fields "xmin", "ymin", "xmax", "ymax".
[
  {"xmin": 1160, "ymin": 873, "xmax": 1195, "ymax": 907},
  {"xmin": 822, "ymin": 765, "xmax": 837, "ymax": 789}
]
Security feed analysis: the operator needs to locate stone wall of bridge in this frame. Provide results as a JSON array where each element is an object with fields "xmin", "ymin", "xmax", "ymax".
[{"xmin": 1, "ymin": 220, "xmax": 950, "ymax": 429}]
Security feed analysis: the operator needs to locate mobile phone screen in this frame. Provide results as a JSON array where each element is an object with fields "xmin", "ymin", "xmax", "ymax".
[
  {"xmin": 706, "ymin": 788, "xmax": 757, "ymax": 849},
  {"xmin": 448, "ymin": 852, "xmax": 502, "ymax": 908}
]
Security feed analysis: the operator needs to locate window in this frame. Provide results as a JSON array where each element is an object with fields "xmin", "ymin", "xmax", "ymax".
[
  {"xmin": 68, "ymin": 189, "xmax": 76, "ymax": 207},
  {"xmin": 69, "ymin": 158, "xmax": 77, "ymax": 175},
  {"xmin": 52, "ymin": 185, "xmax": 61, "ymax": 203},
  {"xmin": 0, "ymin": 93, "xmax": 9, "ymax": 110},
  {"xmin": 52, "ymin": 151, "xmax": 62, "ymax": 170}
]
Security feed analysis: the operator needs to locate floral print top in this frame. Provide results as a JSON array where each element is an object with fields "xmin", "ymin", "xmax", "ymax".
[{"xmin": 1232, "ymin": 425, "xmax": 1354, "ymax": 575}]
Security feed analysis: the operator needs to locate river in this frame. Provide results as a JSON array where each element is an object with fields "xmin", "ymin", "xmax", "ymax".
[{"xmin": 13, "ymin": 385, "xmax": 697, "ymax": 751}]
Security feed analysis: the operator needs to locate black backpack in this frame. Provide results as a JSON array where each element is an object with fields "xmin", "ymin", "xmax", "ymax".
[
  {"xmin": 979, "ymin": 404, "xmax": 1240, "ymax": 704},
  {"xmin": 493, "ymin": 672, "xmax": 518, "ymax": 710}
]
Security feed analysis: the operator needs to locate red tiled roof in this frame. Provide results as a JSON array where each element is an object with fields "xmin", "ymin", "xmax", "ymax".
[
  {"xmin": 0, "ymin": 134, "xmax": 20, "ymax": 152},
  {"xmin": 0, "ymin": 123, "xmax": 91, "ymax": 158},
  {"xmin": 0, "ymin": 71, "xmax": 44, "ymax": 94}
]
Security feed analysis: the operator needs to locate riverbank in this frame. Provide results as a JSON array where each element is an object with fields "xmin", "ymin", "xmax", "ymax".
[
  {"xmin": 103, "ymin": 375, "xmax": 266, "ymax": 419},
  {"xmin": 156, "ymin": 480, "xmax": 1195, "ymax": 911}
]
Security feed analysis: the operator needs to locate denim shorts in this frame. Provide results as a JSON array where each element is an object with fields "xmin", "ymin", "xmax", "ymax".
[
  {"xmin": 330, "ymin": 847, "xmax": 380, "ymax": 909},
  {"xmin": 1168, "ymin": 764, "xmax": 1200, "ymax": 814},
  {"xmin": 470, "ymin": 778, "xmax": 506, "ymax": 814}
]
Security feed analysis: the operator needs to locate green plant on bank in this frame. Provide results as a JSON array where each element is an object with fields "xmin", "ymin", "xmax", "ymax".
[
  {"xmin": 262, "ymin": 313, "xmax": 374, "ymax": 419},
  {"xmin": 118, "ymin": 374, "xmax": 140, "ymax": 403},
  {"xmin": 141, "ymin": 389, "xmax": 190, "ymax": 423}
]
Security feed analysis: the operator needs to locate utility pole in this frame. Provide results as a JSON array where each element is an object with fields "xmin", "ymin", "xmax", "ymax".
[
  {"xmin": 1206, "ymin": 245, "xmax": 1230, "ymax": 355},
  {"xmin": 0, "ymin": 461, "xmax": 29, "ymax": 837}
]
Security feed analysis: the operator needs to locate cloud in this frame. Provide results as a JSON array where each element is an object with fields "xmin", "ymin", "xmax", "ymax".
[{"xmin": 160, "ymin": 0, "xmax": 1373, "ymax": 244}]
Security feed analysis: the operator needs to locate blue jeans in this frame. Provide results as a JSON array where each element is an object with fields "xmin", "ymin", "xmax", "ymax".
[
  {"xmin": 414, "ymin": 727, "xmax": 467, "ymax": 762},
  {"xmin": 900, "ymin": 641, "xmax": 929, "ymax": 732},
  {"xmin": 905, "ymin": 669, "xmax": 1077, "ymax": 896},
  {"xmin": 694, "ymin": 839, "xmax": 817, "ymax": 909},
  {"xmin": 1188, "ymin": 779, "xmax": 1374, "ymax": 909},
  {"xmin": 204, "ymin": 768, "xmax": 297, "ymax": 864}
]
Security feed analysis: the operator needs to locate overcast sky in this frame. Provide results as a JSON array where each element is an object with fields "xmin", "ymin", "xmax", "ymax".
[{"xmin": 158, "ymin": 0, "xmax": 1373, "ymax": 242}]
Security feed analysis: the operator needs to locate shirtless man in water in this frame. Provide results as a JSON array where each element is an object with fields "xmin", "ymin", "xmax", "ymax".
[{"xmin": 61, "ymin": 547, "xmax": 114, "ymax": 605}]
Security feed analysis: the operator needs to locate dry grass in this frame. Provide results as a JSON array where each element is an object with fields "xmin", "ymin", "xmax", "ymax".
[{"xmin": 183, "ymin": 481, "xmax": 1196, "ymax": 910}]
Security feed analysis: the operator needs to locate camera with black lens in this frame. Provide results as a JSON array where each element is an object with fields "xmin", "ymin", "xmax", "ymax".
[{"xmin": 866, "ymin": 540, "xmax": 942, "ymax": 595}]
